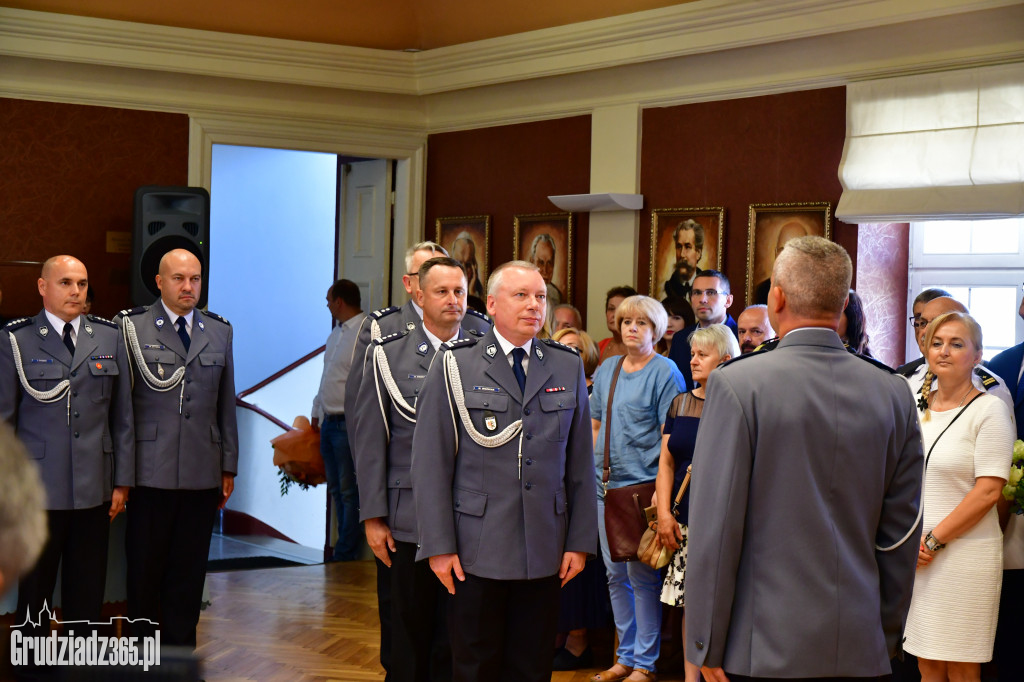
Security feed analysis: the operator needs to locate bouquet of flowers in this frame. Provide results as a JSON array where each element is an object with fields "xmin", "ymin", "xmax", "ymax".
[{"xmin": 1002, "ymin": 439, "xmax": 1024, "ymax": 514}]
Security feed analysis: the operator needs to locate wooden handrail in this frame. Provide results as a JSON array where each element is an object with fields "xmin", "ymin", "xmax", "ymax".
[
  {"xmin": 235, "ymin": 398, "xmax": 293, "ymax": 432},
  {"xmin": 237, "ymin": 344, "xmax": 326, "ymax": 399}
]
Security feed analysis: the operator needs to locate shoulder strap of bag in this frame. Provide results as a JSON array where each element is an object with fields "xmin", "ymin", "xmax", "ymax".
[
  {"xmin": 602, "ymin": 356, "xmax": 626, "ymax": 487},
  {"xmin": 876, "ymin": 391, "xmax": 984, "ymax": 553},
  {"xmin": 670, "ymin": 465, "xmax": 692, "ymax": 518}
]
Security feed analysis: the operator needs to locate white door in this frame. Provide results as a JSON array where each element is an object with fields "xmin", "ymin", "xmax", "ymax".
[{"xmin": 339, "ymin": 158, "xmax": 392, "ymax": 313}]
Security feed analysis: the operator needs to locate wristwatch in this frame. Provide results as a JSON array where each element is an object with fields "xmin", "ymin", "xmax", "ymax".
[{"xmin": 924, "ymin": 531, "xmax": 946, "ymax": 552}]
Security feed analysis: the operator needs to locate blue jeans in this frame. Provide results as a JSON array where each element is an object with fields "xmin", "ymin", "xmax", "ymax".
[
  {"xmin": 321, "ymin": 415, "xmax": 360, "ymax": 561},
  {"xmin": 597, "ymin": 496, "xmax": 663, "ymax": 672}
]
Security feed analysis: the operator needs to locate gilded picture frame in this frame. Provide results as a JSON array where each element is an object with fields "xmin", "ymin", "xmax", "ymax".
[
  {"xmin": 512, "ymin": 212, "xmax": 573, "ymax": 306},
  {"xmin": 746, "ymin": 202, "xmax": 832, "ymax": 306},
  {"xmin": 436, "ymin": 215, "xmax": 490, "ymax": 301},
  {"xmin": 649, "ymin": 207, "xmax": 725, "ymax": 301}
]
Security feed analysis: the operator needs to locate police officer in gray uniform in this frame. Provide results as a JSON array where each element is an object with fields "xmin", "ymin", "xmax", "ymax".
[
  {"xmin": 353, "ymin": 256, "xmax": 477, "ymax": 682},
  {"xmin": 0, "ymin": 255, "xmax": 133, "ymax": 644},
  {"xmin": 412, "ymin": 260, "xmax": 597, "ymax": 682},
  {"xmin": 115, "ymin": 248, "xmax": 238, "ymax": 649},
  {"xmin": 345, "ymin": 241, "xmax": 488, "ymax": 676}
]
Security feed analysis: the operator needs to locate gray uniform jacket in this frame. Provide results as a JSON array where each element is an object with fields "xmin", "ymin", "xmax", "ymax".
[
  {"xmin": 411, "ymin": 328, "xmax": 598, "ymax": 581},
  {"xmin": 0, "ymin": 311, "xmax": 134, "ymax": 509},
  {"xmin": 345, "ymin": 301, "xmax": 490, "ymax": 435},
  {"xmin": 685, "ymin": 328, "xmax": 923, "ymax": 677},
  {"xmin": 115, "ymin": 302, "xmax": 239, "ymax": 490},
  {"xmin": 351, "ymin": 324, "xmax": 454, "ymax": 543}
]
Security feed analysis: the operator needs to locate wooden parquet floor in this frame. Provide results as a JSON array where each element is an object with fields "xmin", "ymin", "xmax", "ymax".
[{"xmin": 196, "ymin": 561, "xmax": 687, "ymax": 681}]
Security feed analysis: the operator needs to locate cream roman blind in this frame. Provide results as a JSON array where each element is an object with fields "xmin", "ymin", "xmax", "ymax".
[{"xmin": 837, "ymin": 63, "xmax": 1024, "ymax": 222}]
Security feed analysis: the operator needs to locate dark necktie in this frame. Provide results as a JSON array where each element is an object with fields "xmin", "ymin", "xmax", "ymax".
[
  {"xmin": 176, "ymin": 317, "xmax": 191, "ymax": 352},
  {"xmin": 511, "ymin": 347, "xmax": 527, "ymax": 394},
  {"xmin": 62, "ymin": 322, "xmax": 75, "ymax": 357}
]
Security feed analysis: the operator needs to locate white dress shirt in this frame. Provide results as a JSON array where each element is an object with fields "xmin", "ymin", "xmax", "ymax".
[
  {"xmin": 493, "ymin": 328, "xmax": 532, "ymax": 375},
  {"xmin": 44, "ymin": 310, "xmax": 79, "ymax": 345},
  {"xmin": 313, "ymin": 311, "xmax": 366, "ymax": 419}
]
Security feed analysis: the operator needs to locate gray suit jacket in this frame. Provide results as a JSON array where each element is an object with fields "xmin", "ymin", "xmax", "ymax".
[
  {"xmin": 351, "ymin": 323, "xmax": 448, "ymax": 543},
  {"xmin": 115, "ymin": 302, "xmax": 239, "ymax": 490},
  {"xmin": 345, "ymin": 301, "xmax": 490, "ymax": 435},
  {"xmin": 411, "ymin": 328, "xmax": 597, "ymax": 580},
  {"xmin": 684, "ymin": 328, "xmax": 923, "ymax": 677},
  {"xmin": 0, "ymin": 311, "xmax": 134, "ymax": 509}
]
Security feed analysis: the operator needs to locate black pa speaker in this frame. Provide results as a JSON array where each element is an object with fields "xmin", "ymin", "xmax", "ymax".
[{"xmin": 131, "ymin": 186, "xmax": 210, "ymax": 309}]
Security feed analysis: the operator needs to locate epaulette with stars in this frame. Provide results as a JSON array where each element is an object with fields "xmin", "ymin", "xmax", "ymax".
[
  {"xmin": 717, "ymin": 337, "xmax": 778, "ymax": 369},
  {"xmin": 541, "ymin": 338, "xmax": 579, "ymax": 355},
  {"xmin": 373, "ymin": 331, "xmax": 407, "ymax": 346},
  {"xmin": 975, "ymin": 366, "xmax": 1001, "ymax": 391},
  {"xmin": 371, "ymin": 306, "xmax": 400, "ymax": 321},
  {"xmin": 202, "ymin": 310, "xmax": 231, "ymax": 326},
  {"xmin": 2, "ymin": 317, "xmax": 31, "ymax": 332},
  {"xmin": 442, "ymin": 337, "xmax": 478, "ymax": 352},
  {"xmin": 466, "ymin": 328, "xmax": 485, "ymax": 337},
  {"xmin": 118, "ymin": 306, "xmax": 149, "ymax": 318},
  {"xmin": 86, "ymin": 314, "xmax": 117, "ymax": 329},
  {"xmin": 465, "ymin": 309, "xmax": 490, "ymax": 323}
]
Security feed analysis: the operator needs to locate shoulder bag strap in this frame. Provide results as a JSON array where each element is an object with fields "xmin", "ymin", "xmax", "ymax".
[
  {"xmin": 670, "ymin": 465, "xmax": 692, "ymax": 518},
  {"xmin": 602, "ymin": 356, "xmax": 626, "ymax": 488}
]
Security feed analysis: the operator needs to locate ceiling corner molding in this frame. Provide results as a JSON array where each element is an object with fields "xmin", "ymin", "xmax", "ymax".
[
  {"xmin": 1, "ymin": 1, "xmax": 1019, "ymax": 98},
  {"xmin": 0, "ymin": 7, "xmax": 416, "ymax": 94},
  {"xmin": 410, "ymin": 0, "xmax": 1022, "ymax": 94}
]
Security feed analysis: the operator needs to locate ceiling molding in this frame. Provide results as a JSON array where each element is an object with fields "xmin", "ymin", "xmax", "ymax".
[{"xmin": 1, "ymin": 0, "xmax": 1019, "ymax": 97}]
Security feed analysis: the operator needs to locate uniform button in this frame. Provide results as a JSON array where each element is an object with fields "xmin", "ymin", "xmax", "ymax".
[
  {"xmin": 483, "ymin": 401, "xmax": 489, "ymax": 407},
  {"xmin": 38, "ymin": 371, "xmax": 44, "ymax": 377},
  {"xmin": 558, "ymin": 401, "xmax": 564, "ymax": 407},
  {"xmin": 394, "ymin": 479, "xmax": 401, "ymax": 486},
  {"xmin": 524, "ymin": 482, "xmax": 532, "ymax": 490},
  {"xmin": 525, "ymin": 433, "xmax": 533, "ymax": 440},
  {"xmin": 185, "ymin": 396, "xmax": 191, "ymax": 402},
  {"xmin": 186, "ymin": 377, "xmax": 192, "ymax": 383},
  {"xmin": 695, "ymin": 641, "xmax": 704, "ymax": 650},
  {"xmin": 526, "ymin": 458, "xmax": 533, "ymax": 466},
  {"xmin": 70, "ymin": 370, "xmax": 77, "ymax": 377},
  {"xmin": 184, "ymin": 412, "xmax": 191, "ymax": 419},
  {"xmin": 73, "ymin": 431, "xmax": 79, "ymax": 438},
  {"xmin": 414, "ymin": 389, "xmax": 419, "ymax": 394},
  {"xmin": 74, "ymin": 411, "xmax": 80, "ymax": 418},
  {"xmin": 72, "ymin": 391, "xmax": 78, "ymax": 397},
  {"xmin": 523, "ymin": 408, "xmax": 531, "ymax": 415},
  {"xmin": 455, "ymin": 501, "xmax": 461, "ymax": 508}
]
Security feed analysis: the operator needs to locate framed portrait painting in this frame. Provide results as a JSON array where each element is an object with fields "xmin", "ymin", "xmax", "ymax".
[
  {"xmin": 746, "ymin": 202, "xmax": 832, "ymax": 306},
  {"xmin": 513, "ymin": 212, "xmax": 573, "ymax": 306},
  {"xmin": 649, "ymin": 207, "xmax": 725, "ymax": 301},
  {"xmin": 436, "ymin": 215, "xmax": 490, "ymax": 300}
]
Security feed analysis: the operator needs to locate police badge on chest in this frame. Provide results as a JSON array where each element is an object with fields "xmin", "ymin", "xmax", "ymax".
[{"xmin": 483, "ymin": 410, "xmax": 497, "ymax": 432}]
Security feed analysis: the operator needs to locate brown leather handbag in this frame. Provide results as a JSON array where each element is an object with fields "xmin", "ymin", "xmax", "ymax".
[
  {"xmin": 637, "ymin": 465, "xmax": 691, "ymax": 570},
  {"xmin": 602, "ymin": 357, "xmax": 657, "ymax": 562}
]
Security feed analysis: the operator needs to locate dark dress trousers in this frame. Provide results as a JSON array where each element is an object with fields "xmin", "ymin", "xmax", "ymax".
[
  {"xmin": 116, "ymin": 302, "xmax": 238, "ymax": 648},
  {"xmin": 411, "ymin": 329, "xmax": 597, "ymax": 682},
  {"xmin": 1, "ymin": 312, "xmax": 134, "ymax": 635}
]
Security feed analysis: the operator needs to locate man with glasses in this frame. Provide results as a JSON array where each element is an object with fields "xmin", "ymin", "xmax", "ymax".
[
  {"xmin": 896, "ymin": 287, "xmax": 951, "ymax": 377},
  {"xmin": 667, "ymin": 269, "xmax": 739, "ymax": 389}
]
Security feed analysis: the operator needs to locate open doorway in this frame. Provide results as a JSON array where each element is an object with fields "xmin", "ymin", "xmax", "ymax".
[{"xmin": 208, "ymin": 143, "xmax": 395, "ymax": 560}]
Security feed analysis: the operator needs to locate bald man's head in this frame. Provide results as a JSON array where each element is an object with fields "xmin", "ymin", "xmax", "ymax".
[
  {"xmin": 917, "ymin": 296, "xmax": 968, "ymax": 353},
  {"xmin": 156, "ymin": 249, "xmax": 202, "ymax": 316},
  {"xmin": 37, "ymin": 256, "xmax": 88, "ymax": 323}
]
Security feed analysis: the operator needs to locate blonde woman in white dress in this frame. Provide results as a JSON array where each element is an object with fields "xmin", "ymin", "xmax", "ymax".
[{"xmin": 904, "ymin": 312, "xmax": 1015, "ymax": 682}]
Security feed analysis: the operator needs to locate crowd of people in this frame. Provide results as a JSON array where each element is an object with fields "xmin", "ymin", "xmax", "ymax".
[{"xmin": 3, "ymin": 234, "xmax": 1022, "ymax": 682}]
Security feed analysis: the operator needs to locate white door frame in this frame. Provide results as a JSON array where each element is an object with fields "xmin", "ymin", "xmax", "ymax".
[{"xmin": 189, "ymin": 115, "xmax": 427, "ymax": 306}]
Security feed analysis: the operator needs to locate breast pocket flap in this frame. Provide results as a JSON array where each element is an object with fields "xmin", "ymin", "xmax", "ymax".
[
  {"xmin": 88, "ymin": 359, "xmax": 119, "ymax": 376},
  {"xmin": 453, "ymin": 488, "xmax": 487, "ymax": 517},
  {"xmin": 463, "ymin": 392, "xmax": 508, "ymax": 412},
  {"xmin": 539, "ymin": 391, "xmax": 576, "ymax": 412},
  {"xmin": 28, "ymin": 363, "xmax": 65, "ymax": 380},
  {"xmin": 199, "ymin": 353, "xmax": 226, "ymax": 367},
  {"xmin": 142, "ymin": 350, "xmax": 175, "ymax": 365}
]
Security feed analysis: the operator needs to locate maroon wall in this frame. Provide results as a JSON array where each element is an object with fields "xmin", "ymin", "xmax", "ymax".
[
  {"xmin": 0, "ymin": 98, "xmax": 189, "ymax": 320},
  {"xmin": 425, "ymin": 116, "xmax": 592, "ymax": 323},
  {"xmin": 640, "ymin": 88, "xmax": 854, "ymax": 319}
]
